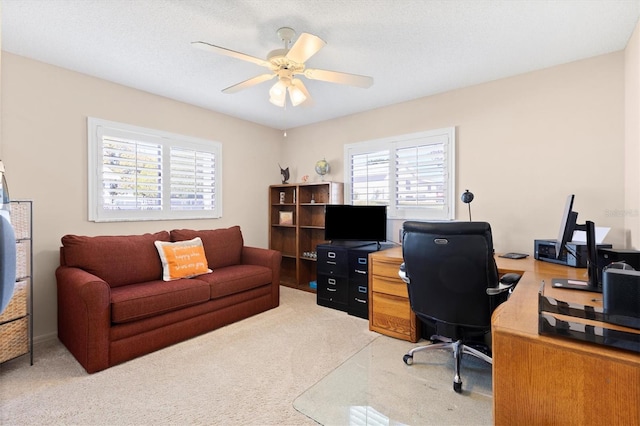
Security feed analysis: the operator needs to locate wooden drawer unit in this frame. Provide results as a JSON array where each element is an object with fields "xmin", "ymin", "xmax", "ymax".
[
  {"xmin": 368, "ymin": 247, "xmax": 420, "ymax": 342},
  {"xmin": 371, "ymin": 275, "xmax": 408, "ymax": 298}
]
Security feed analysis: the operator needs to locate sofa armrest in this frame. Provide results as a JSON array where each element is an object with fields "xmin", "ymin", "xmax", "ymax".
[
  {"xmin": 56, "ymin": 266, "xmax": 111, "ymax": 373},
  {"xmin": 242, "ymin": 246, "xmax": 282, "ymax": 307}
]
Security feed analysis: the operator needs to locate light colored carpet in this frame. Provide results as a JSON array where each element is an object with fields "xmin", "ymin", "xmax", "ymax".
[
  {"xmin": 0, "ymin": 287, "xmax": 493, "ymax": 425},
  {"xmin": 0, "ymin": 287, "xmax": 378, "ymax": 425}
]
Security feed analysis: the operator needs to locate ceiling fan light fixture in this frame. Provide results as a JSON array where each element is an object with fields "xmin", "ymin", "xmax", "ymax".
[
  {"xmin": 195, "ymin": 26, "xmax": 373, "ymax": 109},
  {"xmin": 269, "ymin": 80, "xmax": 287, "ymax": 106},
  {"xmin": 269, "ymin": 94, "xmax": 285, "ymax": 107},
  {"xmin": 288, "ymin": 85, "xmax": 307, "ymax": 106}
]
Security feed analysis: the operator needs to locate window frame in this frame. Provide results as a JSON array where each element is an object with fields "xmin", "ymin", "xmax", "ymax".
[
  {"xmin": 344, "ymin": 127, "xmax": 456, "ymax": 221},
  {"xmin": 88, "ymin": 117, "xmax": 223, "ymax": 222}
]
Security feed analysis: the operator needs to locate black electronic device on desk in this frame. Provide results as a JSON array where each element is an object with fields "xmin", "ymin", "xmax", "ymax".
[
  {"xmin": 603, "ymin": 267, "xmax": 640, "ymax": 330},
  {"xmin": 500, "ymin": 252, "xmax": 529, "ymax": 259},
  {"xmin": 551, "ymin": 220, "xmax": 603, "ymax": 292},
  {"xmin": 538, "ymin": 278, "xmax": 640, "ymax": 354},
  {"xmin": 535, "ymin": 194, "xmax": 611, "ymax": 268},
  {"xmin": 597, "ymin": 248, "xmax": 640, "ymax": 285}
]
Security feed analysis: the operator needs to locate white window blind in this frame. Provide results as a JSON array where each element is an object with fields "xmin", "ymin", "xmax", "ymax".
[
  {"xmin": 88, "ymin": 118, "xmax": 222, "ymax": 222},
  {"xmin": 350, "ymin": 150, "xmax": 390, "ymax": 206},
  {"xmin": 345, "ymin": 127, "xmax": 455, "ymax": 220},
  {"xmin": 102, "ymin": 137, "xmax": 162, "ymax": 212},
  {"xmin": 169, "ymin": 147, "xmax": 216, "ymax": 211}
]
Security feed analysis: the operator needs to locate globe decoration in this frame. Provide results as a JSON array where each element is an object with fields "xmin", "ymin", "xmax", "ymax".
[{"xmin": 315, "ymin": 159, "xmax": 330, "ymax": 181}]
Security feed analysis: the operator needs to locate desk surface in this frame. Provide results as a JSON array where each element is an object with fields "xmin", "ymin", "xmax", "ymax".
[
  {"xmin": 376, "ymin": 247, "xmax": 640, "ymax": 425},
  {"xmin": 492, "ymin": 255, "xmax": 640, "ymax": 425},
  {"xmin": 492, "ymin": 255, "xmax": 639, "ymax": 360}
]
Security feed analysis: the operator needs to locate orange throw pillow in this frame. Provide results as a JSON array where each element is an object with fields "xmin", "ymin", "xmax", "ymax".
[{"xmin": 154, "ymin": 237, "xmax": 212, "ymax": 281}]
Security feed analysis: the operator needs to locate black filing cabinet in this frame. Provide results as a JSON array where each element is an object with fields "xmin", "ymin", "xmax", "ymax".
[
  {"xmin": 347, "ymin": 247, "xmax": 374, "ymax": 319},
  {"xmin": 317, "ymin": 244, "xmax": 350, "ymax": 312},
  {"xmin": 317, "ymin": 242, "xmax": 383, "ymax": 319}
]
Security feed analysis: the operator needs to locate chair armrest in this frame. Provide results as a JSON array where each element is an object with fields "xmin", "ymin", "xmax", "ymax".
[
  {"xmin": 398, "ymin": 262, "xmax": 409, "ymax": 283},
  {"xmin": 500, "ymin": 272, "xmax": 522, "ymax": 285},
  {"xmin": 486, "ymin": 272, "xmax": 522, "ymax": 296}
]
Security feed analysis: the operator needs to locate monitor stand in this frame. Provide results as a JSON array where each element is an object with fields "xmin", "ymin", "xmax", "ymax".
[
  {"xmin": 551, "ymin": 220, "xmax": 601, "ymax": 293},
  {"xmin": 550, "ymin": 278, "xmax": 600, "ymax": 293}
]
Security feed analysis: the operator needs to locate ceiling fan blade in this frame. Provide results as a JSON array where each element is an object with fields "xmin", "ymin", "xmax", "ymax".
[
  {"xmin": 303, "ymin": 68, "xmax": 373, "ymax": 88},
  {"xmin": 191, "ymin": 41, "xmax": 270, "ymax": 68},
  {"xmin": 222, "ymin": 74, "xmax": 275, "ymax": 94},
  {"xmin": 286, "ymin": 33, "xmax": 326, "ymax": 64}
]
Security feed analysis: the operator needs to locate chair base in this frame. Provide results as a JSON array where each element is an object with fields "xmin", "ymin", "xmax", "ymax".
[{"xmin": 402, "ymin": 335, "xmax": 492, "ymax": 393}]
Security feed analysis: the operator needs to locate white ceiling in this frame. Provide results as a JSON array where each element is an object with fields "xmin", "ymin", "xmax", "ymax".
[{"xmin": 2, "ymin": 0, "xmax": 639, "ymax": 130}]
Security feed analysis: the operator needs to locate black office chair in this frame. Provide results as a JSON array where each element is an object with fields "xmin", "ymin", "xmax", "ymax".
[{"xmin": 399, "ymin": 221, "xmax": 520, "ymax": 393}]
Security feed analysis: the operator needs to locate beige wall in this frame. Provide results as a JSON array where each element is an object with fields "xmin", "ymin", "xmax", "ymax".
[
  {"xmin": 625, "ymin": 20, "xmax": 640, "ymax": 248},
  {"xmin": 1, "ymin": 36, "xmax": 635, "ymax": 342},
  {"xmin": 283, "ymin": 52, "xmax": 627, "ymax": 255},
  {"xmin": 1, "ymin": 53, "xmax": 283, "ymax": 341}
]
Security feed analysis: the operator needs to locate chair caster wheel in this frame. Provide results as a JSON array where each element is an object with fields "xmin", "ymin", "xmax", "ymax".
[
  {"xmin": 403, "ymin": 354, "xmax": 413, "ymax": 365},
  {"xmin": 453, "ymin": 381, "xmax": 462, "ymax": 393}
]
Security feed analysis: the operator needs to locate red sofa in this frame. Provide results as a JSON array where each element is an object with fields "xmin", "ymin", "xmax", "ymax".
[{"xmin": 56, "ymin": 226, "xmax": 280, "ymax": 373}]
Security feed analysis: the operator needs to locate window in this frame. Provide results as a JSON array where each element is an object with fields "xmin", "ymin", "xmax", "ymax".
[
  {"xmin": 344, "ymin": 127, "xmax": 455, "ymax": 220},
  {"xmin": 88, "ymin": 118, "xmax": 222, "ymax": 222}
]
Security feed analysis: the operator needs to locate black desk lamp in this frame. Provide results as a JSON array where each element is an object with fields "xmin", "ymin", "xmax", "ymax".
[{"xmin": 461, "ymin": 189, "xmax": 474, "ymax": 221}]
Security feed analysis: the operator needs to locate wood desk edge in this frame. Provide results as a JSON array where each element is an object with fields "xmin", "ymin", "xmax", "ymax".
[{"xmin": 371, "ymin": 247, "xmax": 639, "ymax": 363}]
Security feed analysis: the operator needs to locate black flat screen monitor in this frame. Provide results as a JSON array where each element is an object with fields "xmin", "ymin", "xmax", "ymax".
[
  {"xmin": 555, "ymin": 194, "xmax": 578, "ymax": 259},
  {"xmin": 324, "ymin": 205, "xmax": 387, "ymax": 243}
]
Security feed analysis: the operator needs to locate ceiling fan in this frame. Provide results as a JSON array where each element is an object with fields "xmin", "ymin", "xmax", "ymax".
[{"xmin": 192, "ymin": 27, "xmax": 374, "ymax": 107}]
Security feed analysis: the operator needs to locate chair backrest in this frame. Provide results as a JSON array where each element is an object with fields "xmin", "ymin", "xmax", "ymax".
[{"xmin": 401, "ymin": 221, "xmax": 499, "ymax": 336}]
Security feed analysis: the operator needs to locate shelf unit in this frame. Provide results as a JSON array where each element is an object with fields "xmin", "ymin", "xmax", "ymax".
[
  {"xmin": 269, "ymin": 182, "xmax": 343, "ymax": 292},
  {"xmin": 0, "ymin": 200, "xmax": 33, "ymax": 365}
]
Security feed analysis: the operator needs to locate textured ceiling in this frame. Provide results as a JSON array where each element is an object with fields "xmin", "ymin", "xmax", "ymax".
[{"xmin": 2, "ymin": 0, "xmax": 639, "ymax": 130}]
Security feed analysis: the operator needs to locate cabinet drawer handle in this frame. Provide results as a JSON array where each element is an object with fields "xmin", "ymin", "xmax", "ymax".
[
  {"xmin": 358, "ymin": 258, "xmax": 367, "ymax": 265},
  {"xmin": 328, "ymin": 278, "xmax": 336, "ymax": 285},
  {"xmin": 355, "ymin": 269, "xmax": 366, "ymax": 274},
  {"xmin": 358, "ymin": 286, "xmax": 367, "ymax": 293},
  {"xmin": 328, "ymin": 252, "xmax": 336, "ymax": 258},
  {"xmin": 327, "ymin": 287, "xmax": 337, "ymax": 292},
  {"xmin": 355, "ymin": 298, "xmax": 366, "ymax": 304}
]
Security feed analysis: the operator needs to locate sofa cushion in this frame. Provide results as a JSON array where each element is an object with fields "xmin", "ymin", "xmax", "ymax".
[
  {"xmin": 61, "ymin": 232, "xmax": 170, "ymax": 287},
  {"xmin": 197, "ymin": 264, "xmax": 272, "ymax": 299},
  {"xmin": 154, "ymin": 237, "xmax": 212, "ymax": 281},
  {"xmin": 171, "ymin": 226, "xmax": 243, "ymax": 269},
  {"xmin": 110, "ymin": 278, "xmax": 210, "ymax": 323}
]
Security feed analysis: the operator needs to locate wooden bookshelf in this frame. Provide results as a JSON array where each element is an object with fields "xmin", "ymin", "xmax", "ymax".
[{"xmin": 268, "ymin": 182, "xmax": 343, "ymax": 292}]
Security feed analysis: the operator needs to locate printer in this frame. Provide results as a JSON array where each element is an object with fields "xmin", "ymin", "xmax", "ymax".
[{"xmin": 534, "ymin": 239, "xmax": 612, "ymax": 268}]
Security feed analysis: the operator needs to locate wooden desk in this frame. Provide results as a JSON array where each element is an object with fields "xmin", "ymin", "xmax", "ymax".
[
  {"xmin": 368, "ymin": 247, "xmax": 420, "ymax": 342},
  {"xmin": 492, "ymin": 257, "xmax": 640, "ymax": 425},
  {"xmin": 368, "ymin": 247, "xmax": 640, "ymax": 425}
]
